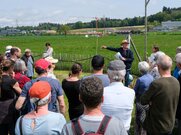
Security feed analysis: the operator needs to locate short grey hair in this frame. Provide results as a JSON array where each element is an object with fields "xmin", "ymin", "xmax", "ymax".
[
  {"xmin": 176, "ymin": 53, "xmax": 181, "ymax": 64},
  {"xmin": 138, "ymin": 61, "xmax": 150, "ymax": 74},
  {"xmin": 107, "ymin": 69, "xmax": 126, "ymax": 82},
  {"xmin": 156, "ymin": 55, "xmax": 172, "ymax": 71},
  {"xmin": 30, "ymin": 93, "xmax": 51, "ymax": 106},
  {"xmin": 14, "ymin": 59, "xmax": 27, "ymax": 73},
  {"xmin": 154, "ymin": 51, "xmax": 165, "ymax": 61}
]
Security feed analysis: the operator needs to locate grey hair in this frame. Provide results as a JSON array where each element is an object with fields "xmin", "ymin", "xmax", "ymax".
[
  {"xmin": 107, "ymin": 69, "xmax": 126, "ymax": 82},
  {"xmin": 154, "ymin": 51, "xmax": 165, "ymax": 61},
  {"xmin": 14, "ymin": 59, "xmax": 27, "ymax": 73},
  {"xmin": 138, "ymin": 61, "xmax": 150, "ymax": 74},
  {"xmin": 176, "ymin": 53, "xmax": 181, "ymax": 64},
  {"xmin": 30, "ymin": 92, "xmax": 51, "ymax": 106},
  {"xmin": 156, "ymin": 55, "xmax": 172, "ymax": 71}
]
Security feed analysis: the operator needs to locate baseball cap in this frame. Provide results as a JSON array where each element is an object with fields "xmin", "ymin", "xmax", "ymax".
[
  {"xmin": 29, "ymin": 81, "xmax": 51, "ymax": 99},
  {"xmin": 45, "ymin": 56, "xmax": 58, "ymax": 64},
  {"xmin": 6, "ymin": 45, "xmax": 12, "ymax": 50},
  {"xmin": 108, "ymin": 60, "xmax": 126, "ymax": 71},
  {"xmin": 35, "ymin": 59, "xmax": 51, "ymax": 70}
]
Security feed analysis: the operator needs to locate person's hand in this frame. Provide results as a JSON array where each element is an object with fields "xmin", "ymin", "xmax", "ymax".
[
  {"xmin": 121, "ymin": 57, "xmax": 126, "ymax": 61},
  {"xmin": 102, "ymin": 45, "xmax": 107, "ymax": 49},
  {"xmin": 101, "ymin": 45, "xmax": 107, "ymax": 49},
  {"xmin": 13, "ymin": 82, "xmax": 20, "ymax": 89}
]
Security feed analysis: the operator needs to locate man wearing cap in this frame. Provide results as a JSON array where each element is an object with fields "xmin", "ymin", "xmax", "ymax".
[
  {"xmin": 5, "ymin": 45, "xmax": 12, "ymax": 59},
  {"xmin": 15, "ymin": 81, "xmax": 66, "ymax": 134},
  {"xmin": 101, "ymin": 60, "xmax": 135, "ymax": 134},
  {"xmin": 21, "ymin": 49, "xmax": 34, "ymax": 79},
  {"xmin": 102, "ymin": 40, "xmax": 134, "ymax": 86},
  {"xmin": 45, "ymin": 56, "xmax": 58, "ymax": 79},
  {"xmin": 15, "ymin": 58, "xmax": 66, "ymax": 115}
]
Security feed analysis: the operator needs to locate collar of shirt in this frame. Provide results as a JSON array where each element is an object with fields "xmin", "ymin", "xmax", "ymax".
[{"xmin": 109, "ymin": 82, "xmax": 124, "ymax": 86}]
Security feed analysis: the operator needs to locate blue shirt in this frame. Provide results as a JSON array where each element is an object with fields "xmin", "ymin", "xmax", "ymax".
[
  {"xmin": 20, "ymin": 77, "xmax": 63, "ymax": 112},
  {"xmin": 26, "ymin": 57, "xmax": 34, "ymax": 77},
  {"xmin": 15, "ymin": 111, "xmax": 66, "ymax": 135},
  {"xmin": 134, "ymin": 73, "xmax": 154, "ymax": 102},
  {"xmin": 83, "ymin": 74, "xmax": 110, "ymax": 87}
]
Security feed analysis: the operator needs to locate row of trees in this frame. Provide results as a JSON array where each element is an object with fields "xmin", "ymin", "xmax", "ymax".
[{"xmin": 0, "ymin": 7, "xmax": 181, "ymax": 34}]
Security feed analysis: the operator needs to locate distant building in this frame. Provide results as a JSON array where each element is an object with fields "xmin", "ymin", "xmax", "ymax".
[
  {"xmin": 162, "ymin": 21, "xmax": 181, "ymax": 30},
  {"xmin": 0, "ymin": 29, "xmax": 26, "ymax": 35}
]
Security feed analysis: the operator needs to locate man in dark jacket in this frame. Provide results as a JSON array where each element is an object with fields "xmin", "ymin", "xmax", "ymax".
[
  {"xmin": 21, "ymin": 49, "xmax": 34, "ymax": 79},
  {"xmin": 102, "ymin": 39, "xmax": 134, "ymax": 86}
]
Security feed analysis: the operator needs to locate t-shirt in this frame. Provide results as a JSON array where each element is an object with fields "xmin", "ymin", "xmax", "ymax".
[
  {"xmin": 0, "ymin": 75, "xmax": 17, "ymax": 100},
  {"xmin": 84, "ymin": 74, "xmax": 110, "ymax": 87},
  {"xmin": 15, "ymin": 111, "xmax": 66, "ymax": 135},
  {"xmin": 62, "ymin": 79, "xmax": 84, "ymax": 120},
  {"xmin": 61, "ymin": 115, "xmax": 128, "ymax": 135},
  {"xmin": 20, "ymin": 77, "xmax": 63, "ymax": 112},
  {"xmin": 14, "ymin": 73, "xmax": 30, "ymax": 89},
  {"xmin": 141, "ymin": 77, "xmax": 180, "ymax": 134}
]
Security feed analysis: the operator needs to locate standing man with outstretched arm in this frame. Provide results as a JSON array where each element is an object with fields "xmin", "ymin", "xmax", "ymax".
[{"xmin": 102, "ymin": 40, "xmax": 134, "ymax": 87}]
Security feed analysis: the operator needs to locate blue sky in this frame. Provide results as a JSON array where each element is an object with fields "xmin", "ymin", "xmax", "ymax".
[{"xmin": 0, "ymin": 0, "xmax": 180, "ymax": 27}]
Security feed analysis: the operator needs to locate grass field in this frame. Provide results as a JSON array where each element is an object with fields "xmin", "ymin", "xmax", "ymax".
[
  {"xmin": 0, "ymin": 33, "xmax": 180, "ymax": 134},
  {"xmin": 0, "ymin": 33, "xmax": 180, "ymax": 74}
]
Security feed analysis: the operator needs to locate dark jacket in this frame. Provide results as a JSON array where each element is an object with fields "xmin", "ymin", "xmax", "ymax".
[
  {"xmin": 176, "ymin": 74, "xmax": 181, "ymax": 119},
  {"xmin": 106, "ymin": 47, "xmax": 134, "ymax": 69},
  {"xmin": 141, "ymin": 77, "xmax": 180, "ymax": 134},
  {"xmin": 21, "ymin": 54, "xmax": 34, "ymax": 67}
]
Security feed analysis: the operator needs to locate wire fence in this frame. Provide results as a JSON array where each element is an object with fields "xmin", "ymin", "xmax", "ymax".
[{"xmin": 33, "ymin": 52, "xmax": 114, "ymax": 73}]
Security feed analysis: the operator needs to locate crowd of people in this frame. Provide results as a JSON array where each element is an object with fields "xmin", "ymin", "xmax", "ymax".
[{"xmin": 0, "ymin": 41, "xmax": 180, "ymax": 135}]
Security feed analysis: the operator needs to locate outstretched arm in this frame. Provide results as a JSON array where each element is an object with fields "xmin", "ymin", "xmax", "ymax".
[{"xmin": 102, "ymin": 45, "xmax": 119, "ymax": 52}]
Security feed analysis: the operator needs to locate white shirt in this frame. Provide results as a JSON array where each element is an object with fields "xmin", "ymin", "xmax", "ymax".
[
  {"xmin": 43, "ymin": 47, "xmax": 53, "ymax": 58},
  {"xmin": 101, "ymin": 82, "xmax": 135, "ymax": 130}
]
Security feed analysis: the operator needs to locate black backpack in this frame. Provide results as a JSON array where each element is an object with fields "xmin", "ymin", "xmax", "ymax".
[{"xmin": 71, "ymin": 115, "xmax": 111, "ymax": 135}]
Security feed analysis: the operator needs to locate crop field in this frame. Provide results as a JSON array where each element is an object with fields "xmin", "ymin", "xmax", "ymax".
[{"xmin": 0, "ymin": 32, "xmax": 180, "ymax": 75}]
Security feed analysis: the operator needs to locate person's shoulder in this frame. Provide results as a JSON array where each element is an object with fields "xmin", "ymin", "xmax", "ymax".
[
  {"xmin": 49, "ymin": 111, "xmax": 65, "ymax": 120},
  {"xmin": 124, "ymin": 87, "xmax": 135, "ymax": 94},
  {"xmin": 109, "ymin": 116, "xmax": 123, "ymax": 125},
  {"xmin": 62, "ymin": 78, "xmax": 67, "ymax": 83},
  {"xmin": 106, "ymin": 116, "xmax": 126, "ymax": 133},
  {"xmin": 41, "ymin": 77, "xmax": 60, "ymax": 84}
]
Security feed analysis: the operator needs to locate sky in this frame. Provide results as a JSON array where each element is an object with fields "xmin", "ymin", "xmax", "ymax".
[{"xmin": 0, "ymin": 0, "xmax": 180, "ymax": 27}]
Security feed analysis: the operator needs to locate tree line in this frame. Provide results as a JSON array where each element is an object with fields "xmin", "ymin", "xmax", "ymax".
[{"xmin": 1, "ymin": 7, "xmax": 181, "ymax": 32}]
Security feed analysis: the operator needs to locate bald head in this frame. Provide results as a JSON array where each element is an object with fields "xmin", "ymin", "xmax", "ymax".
[{"xmin": 157, "ymin": 55, "xmax": 172, "ymax": 71}]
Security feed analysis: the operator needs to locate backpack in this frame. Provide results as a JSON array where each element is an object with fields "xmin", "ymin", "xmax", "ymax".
[{"xmin": 71, "ymin": 115, "xmax": 111, "ymax": 135}]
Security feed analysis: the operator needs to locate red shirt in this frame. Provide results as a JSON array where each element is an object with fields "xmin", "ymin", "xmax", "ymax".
[{"xmin": 14, "ymin": 72, "xmax": 30, "ymax": 89}]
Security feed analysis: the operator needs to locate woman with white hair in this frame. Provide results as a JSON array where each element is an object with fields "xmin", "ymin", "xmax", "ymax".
[
  {"xmin": 14, "ymin": 59, "xmax": 30, "ymax": 89},
  {"xmin": 149, "ymin": 51, "xmax": 165, "ymax": 80},
  {"xmin": 134, "ymin": 61, "xmax": 154, "ymax": 135}
]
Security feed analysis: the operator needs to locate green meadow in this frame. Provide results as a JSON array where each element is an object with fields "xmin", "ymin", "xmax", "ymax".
[
  {"xmin": 0, "ymin": 33, "xmax": 180, "ymax": 134},
  {"xmin": 0, "ymin": 32, "xmax": 180, "ymax": 74}
]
